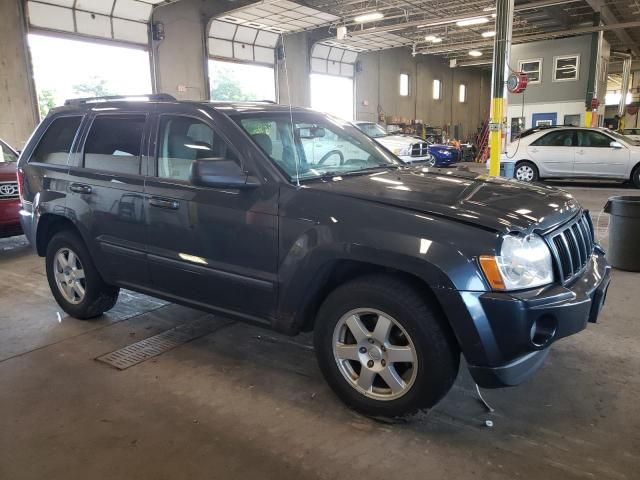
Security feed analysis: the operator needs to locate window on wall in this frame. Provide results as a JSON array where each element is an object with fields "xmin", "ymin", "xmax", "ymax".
[
  {"xmin": 310, "ymin": 74, "xmax": 354, "ymax": 121},
  {"xmin": 433, "ymin": 79, "xmax": 442, "ymax": 100},
  {"xmin": 458, "ymin": 84, "xmax": 467, "ymax": 103},
  {"xmin": 28, "ymin": 34, "xmax": 152, "ymax": 120},
  {"xmin": 553, "ymin": 55, "xmax": 579, "ymax": 82},
  {"xmin": 400, "ymin": 74, "xmax": 410, "ymax": 96},
  {"xmin": 518, "ymin": 59, "xmax": 542, "ymax": 84},
  {"xmin": 209, "ymin": 59, "xmax": 275, "ymax": 102}
]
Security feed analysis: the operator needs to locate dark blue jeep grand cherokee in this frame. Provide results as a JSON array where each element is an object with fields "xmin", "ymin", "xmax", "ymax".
[{"xmin": 17, "ymin": 95, "xmax": 610, "ymax": 417}]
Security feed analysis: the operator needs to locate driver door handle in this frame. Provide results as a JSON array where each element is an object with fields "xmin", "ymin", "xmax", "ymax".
[
  {"xmin": 149, "ymin": 197, "xmax": 180, "ymax": 210},
  {"xmin": 69, "ymin": 183, "xmax": 92, "ymax": 194},
  {"xmin": 530, "ymin": 148, "xmax": 539, "ymax": 153}
]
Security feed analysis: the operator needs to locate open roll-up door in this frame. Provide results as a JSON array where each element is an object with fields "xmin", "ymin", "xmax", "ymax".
[
  {"xmin": 208, "ymin": 19, "xmax": 280, "ymax": 65},
  {"xmin": 26, "ymin": 0, "xmax": 161, "ymax": 45},
  {"xmin": 310, "ymin": 42, "xmax": 360, "ymax": 78}
]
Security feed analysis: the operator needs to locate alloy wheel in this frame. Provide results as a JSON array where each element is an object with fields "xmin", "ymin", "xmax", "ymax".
[
  {"xmin": 332, "ymin": 308, "xmax": 418, "ymax": 401},
  {"xmin": 516, "ymin": 165, "xmax": 535, "ymax": 182},
  {"xmin": 53, "ymin": 247, "xmax": 86, "ymax": 304}
]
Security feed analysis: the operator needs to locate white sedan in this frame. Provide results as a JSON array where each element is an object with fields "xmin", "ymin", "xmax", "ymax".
[{"xmin": 501, "ymin": 127, "xmax": 640, "ymax": 188}]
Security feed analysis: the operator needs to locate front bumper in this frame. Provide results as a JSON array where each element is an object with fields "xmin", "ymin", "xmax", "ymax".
[
  {"xmin": 467, "ymin": 248, "xmax": 611, "ymax": 388},
  {"xmin": 0, "ymin": 199, "xmax": 22, "ymax": 238}
]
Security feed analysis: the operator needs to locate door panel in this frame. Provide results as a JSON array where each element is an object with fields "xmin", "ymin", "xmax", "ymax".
[
  {"xmin": 144, "ymin": 112, "xmax": 278, "ymax": 320},
  {"xmin": 527, "ymin": 129, "xmax": 576, "ymax": 176},
  {"xmin": 574, "ymin": 130, "xmax": 629, "ymax": 178},
  {"xmin": 67, "ymin": 113, "xmax": 150, "ymax": 287}
]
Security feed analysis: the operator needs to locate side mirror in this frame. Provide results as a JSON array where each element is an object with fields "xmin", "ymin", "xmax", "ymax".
[
  {"xmin": 610, "ymin": 141, "xmax": 623, "ymax": 149},
  {"xmin": 189, "ymin": 158, "xmax": 259, "ymax": 189}
]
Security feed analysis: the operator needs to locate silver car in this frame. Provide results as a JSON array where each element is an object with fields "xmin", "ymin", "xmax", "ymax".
[{"xmin": 501, "ymin": 127, "xmax": 640, "ymax": 188}]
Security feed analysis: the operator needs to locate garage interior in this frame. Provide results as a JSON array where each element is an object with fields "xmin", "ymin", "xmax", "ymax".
[{"xmin": 1, "ymin": 0, "xmax": 640, "ymax": 479}]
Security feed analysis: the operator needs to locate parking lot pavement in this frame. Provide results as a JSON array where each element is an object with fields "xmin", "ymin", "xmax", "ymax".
[{"xmin": 1, "ymin": 181, "xmax": 639, "ymax": 480}]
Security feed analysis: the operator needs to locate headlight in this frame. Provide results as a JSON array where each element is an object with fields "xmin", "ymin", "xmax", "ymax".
[
  {"xmin": 479, "ymin": 234, "xmax": 553, "ymax": 291},
  {"xmin": 397, "ymin": 146, "xmax": 412, "ymax": 156}
]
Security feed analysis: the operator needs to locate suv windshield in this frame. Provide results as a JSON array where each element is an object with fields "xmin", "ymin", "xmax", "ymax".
[
  {"xmin": 0, "ymin": 140, "xmax": 17, "ymax": 163},
  {"xmin": 354, "ymin": 122, "xmax": 388, "ymax": 138},
  {"xmin": 236, "ymin": 113, "xmax": 400, "ymax": 182}
]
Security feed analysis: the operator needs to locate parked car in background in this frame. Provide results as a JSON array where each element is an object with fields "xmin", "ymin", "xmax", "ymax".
[
  {"xmin": 353, "ymin": 121, "xmax": 458, "ymax": 167},
  {"xmin": 0, "ymin": 139, "xmax": 22, "ymax": 238},
  {"xmin": 501, "ymin": 127, "xmax": 640, "ymax": 187},
  {"xmin": 18, "ymin": 97, "xmax": 610, "ymax": 417},
  {"xmin": 622, "ymin": 128, "xmax": 640, "ymax": 142}
]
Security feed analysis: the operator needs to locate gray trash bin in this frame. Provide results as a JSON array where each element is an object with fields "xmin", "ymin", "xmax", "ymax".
[{"xmin": 603, "ymin": 196, "xmax": 640, "ymax": 271}]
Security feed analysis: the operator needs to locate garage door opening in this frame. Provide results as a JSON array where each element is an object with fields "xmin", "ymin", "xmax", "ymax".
[
  {"xmin": 208, "ymin": 59, "xmax": 276, "ymax": 102},
  {"xmin": 28, "ymin": 34, "xmax": 152, "ymax": 119},
  {"xmin": 310, "ymin": 74, "xmax": 354, "ymax": 121}
]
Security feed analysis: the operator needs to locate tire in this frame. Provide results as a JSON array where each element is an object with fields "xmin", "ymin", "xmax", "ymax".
[
  {"xmin": 314, "ymin": 274, "xmax": 459, "ymax": 418},
  {"xmin": 45, "ymin": 229, "xmax": 119, "ymax": 319},
  {"xmin": 631, "ymin": 164, "xmax": 640, "ymax": 189},
  {"xmin": 514, "ymin": 160, "xmax": 539, "ymax": 182}
]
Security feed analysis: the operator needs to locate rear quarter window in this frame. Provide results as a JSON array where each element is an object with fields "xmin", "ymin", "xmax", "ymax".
[{"xmin": 31, "ymin": 116, "xmax": 83, "ymax": 165}]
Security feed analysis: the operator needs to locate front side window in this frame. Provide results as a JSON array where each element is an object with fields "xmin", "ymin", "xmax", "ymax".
[
  {"xmin": 237, "ymin": 113, "xmax": 400, "ymax": 182},
  {"xmin": 577, "ymin": 130, "xmax": 614, "ymax": 148},
  {"xmin": 518, "ymin": 59, "xmax": 542, "ymax": 83},
  {"xmin": 355, "ymin": 123, "xmax": 388, "ymax": 138},
  {"xmin": 400, "ymin": 74, "xmax": 410, "ymax": 96},
  {"xmin": 531, "ymin": 130, "xmax": 575, "ymax": 147},
  {"xmin": 554, "ymin": 55, "xmax": 579, "ymax": 81},
  {"xmin": 31, "ymin": 116, "xmax": 82, "ymax": 164},
  {"xmin": 157, "ymin": 116, "xmax": 239, "ymax": 181},
  {"xmin": 84, "ymin": 115, "xmax": 145, "ymax": 175}
]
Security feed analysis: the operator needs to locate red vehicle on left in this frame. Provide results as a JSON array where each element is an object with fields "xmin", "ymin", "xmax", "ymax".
[{"xmin": 0, "ymin": 138, "xmax": 22, "ymax": 238}]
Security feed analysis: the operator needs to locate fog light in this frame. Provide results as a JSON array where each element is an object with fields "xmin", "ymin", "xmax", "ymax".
[{"xmin": 530, "ymin": 315, "xmax": 557, "ymax": 348}]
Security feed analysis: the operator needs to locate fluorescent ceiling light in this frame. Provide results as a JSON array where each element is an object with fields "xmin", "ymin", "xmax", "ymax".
[
  {"xmin": 431, "ymin": 37, "xmax": 442, "ymax": 43},
  {"xmin": 481, "ymin": 30, "xmax": 496, "ymax": 37},
  {"xmin": 354, "ymin": 11, "xmax": 384, "ymax": 23},
  {"xmin": 469, "ymin": 50, "xmax": 483, "ymax": 57},
  {"xmin": 457, "ymin": 17, "xmax": 489, "ymax": 26},
  {"xmin": 482, "ymin": 6, "xmax": 496, "ymax": 11},
  {"xmin": 424, "ymin": 35, "xmax": 436, "ymax": 41}
]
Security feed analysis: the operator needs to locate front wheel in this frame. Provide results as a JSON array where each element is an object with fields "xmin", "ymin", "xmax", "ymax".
[
  {"xmin": 314, "ymin": 275, "xmax": 459, "ymax": 417},
  {"xmin": 46, "ymin": 230, "xmax": 119, "ymax": 319},
  {"xmin": 514, "ymin": 161, "xmax": 539, "ymax": 182},
  {"xmin": 631, "ymin": 165, "xmax": 640, "ymax": 189}
]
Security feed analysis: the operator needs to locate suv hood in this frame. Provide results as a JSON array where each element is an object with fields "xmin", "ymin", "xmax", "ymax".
[{"xmin": 306, "ymin": 168, "xmax": 580, "ymax": 233}]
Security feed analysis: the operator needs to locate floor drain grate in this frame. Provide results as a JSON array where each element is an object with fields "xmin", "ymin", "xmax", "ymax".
[{"xmin": 96, "ymin": 318, "xmax": 220, "ymax": 370}]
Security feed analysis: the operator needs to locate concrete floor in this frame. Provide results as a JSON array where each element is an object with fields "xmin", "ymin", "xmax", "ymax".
[{"xmin": 1, "ymin": 181, "xmax": 639, "ymax": 480}]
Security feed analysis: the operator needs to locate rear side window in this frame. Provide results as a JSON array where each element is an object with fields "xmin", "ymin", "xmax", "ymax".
[
  {"xmin": 84, "ymin": 115, "xmax": 146, "ymax": 175},
  {"xmin": 531, "ymin": 130, "xmax": 575, "ymax": 147},
  {"xmin": 577, "ymin": 130, "xmax": 613, "ymax": 148},
  {"xmin": 31, "ymin": 116, "xmax": 82, "ymax": 164}
]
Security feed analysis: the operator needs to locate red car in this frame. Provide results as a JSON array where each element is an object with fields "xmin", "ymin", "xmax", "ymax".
[{"xmin": 0, "ymin": 139, "xmax": 22, "ymax": 238}]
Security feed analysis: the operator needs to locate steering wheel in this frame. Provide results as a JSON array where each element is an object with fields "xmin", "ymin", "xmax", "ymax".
[{"xmin": 318, "ymin": 149, "xmax": 345, "ymax": 166}]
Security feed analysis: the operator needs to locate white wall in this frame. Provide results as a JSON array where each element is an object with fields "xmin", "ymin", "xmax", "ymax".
[{"xmin": 507, "ymin": 100, "xmax": 585, "ymax": 129}]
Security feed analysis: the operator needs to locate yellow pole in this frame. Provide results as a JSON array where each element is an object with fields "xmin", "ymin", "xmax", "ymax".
[{"xmin": 488, "ymin": 0, "xmax": 514, "ymax": 177}]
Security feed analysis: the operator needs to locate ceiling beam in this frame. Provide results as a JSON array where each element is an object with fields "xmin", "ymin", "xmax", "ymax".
[
  {"xmin": 584, "ymin": 0, "xmax": 640, "ymax": 57},
  {"xmin": 416, "ymin": 20, "xmax": 640, "ymax": 54},
  {"xmin": 346, "ymin": 0, "xmax": 584, "ymax": 37}
]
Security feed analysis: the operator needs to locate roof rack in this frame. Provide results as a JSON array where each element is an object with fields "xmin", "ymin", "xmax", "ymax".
[{"xmin": 64, "ymin": 93, "xmax": 176, "ymax": 106}]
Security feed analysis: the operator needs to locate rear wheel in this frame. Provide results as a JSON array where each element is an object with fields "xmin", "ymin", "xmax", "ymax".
[
  {"xmin": 515, "ymin": 161, "xmax": 539, "ymax": 182},
  {"xmin": 46, "ymin": 230, "xmax": 119, "ymax": 319},
  {"xmin": 314, "ymin": 275, "xmax": 459, "ymax": 418}
]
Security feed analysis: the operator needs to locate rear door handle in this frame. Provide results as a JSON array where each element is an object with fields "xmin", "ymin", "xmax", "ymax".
[
  {"xmin": 69, "ymin": 183, "xmax": 92, "ymax": 194},
  {"xmin": 149, "ymin": 197, "xmax": 180, "ymax": 210}
]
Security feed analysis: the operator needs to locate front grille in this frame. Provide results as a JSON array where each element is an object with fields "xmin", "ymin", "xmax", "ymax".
[
  {"xmin": 548, "ymin": 212, "xmax": 594, "ymax": 283},
  {"xmin": 0, "ymin": 181, "xmax": 19, "ymax": 200},
  {"xmin": 410, "ymin": 143, "xmax": 430, "ymax": 157}
]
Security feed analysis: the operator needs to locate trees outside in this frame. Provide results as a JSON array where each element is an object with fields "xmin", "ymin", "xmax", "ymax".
[
  {"xmin": 72, "ymin": 76, "xmax": 113, "ymax": 98},
  {"xmin": 37, "ymin": 89, "xmax": 56, "ymax": 119},
  {"xmin": 210, "ymin": 69, "xmax": 255, "ymax": 101}
]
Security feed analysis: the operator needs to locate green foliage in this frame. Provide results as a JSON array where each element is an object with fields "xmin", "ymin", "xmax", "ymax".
[
  {"xmin": 72, "ymin": 76, "xmax": 113, "ymax": 98},
  {"xmin": 37, "ymin": 89, "xmax": 56, "ymax": 119},
  {"xmin": 210, "ymin": 68, "xmax": 256, "ymax": 101}
]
